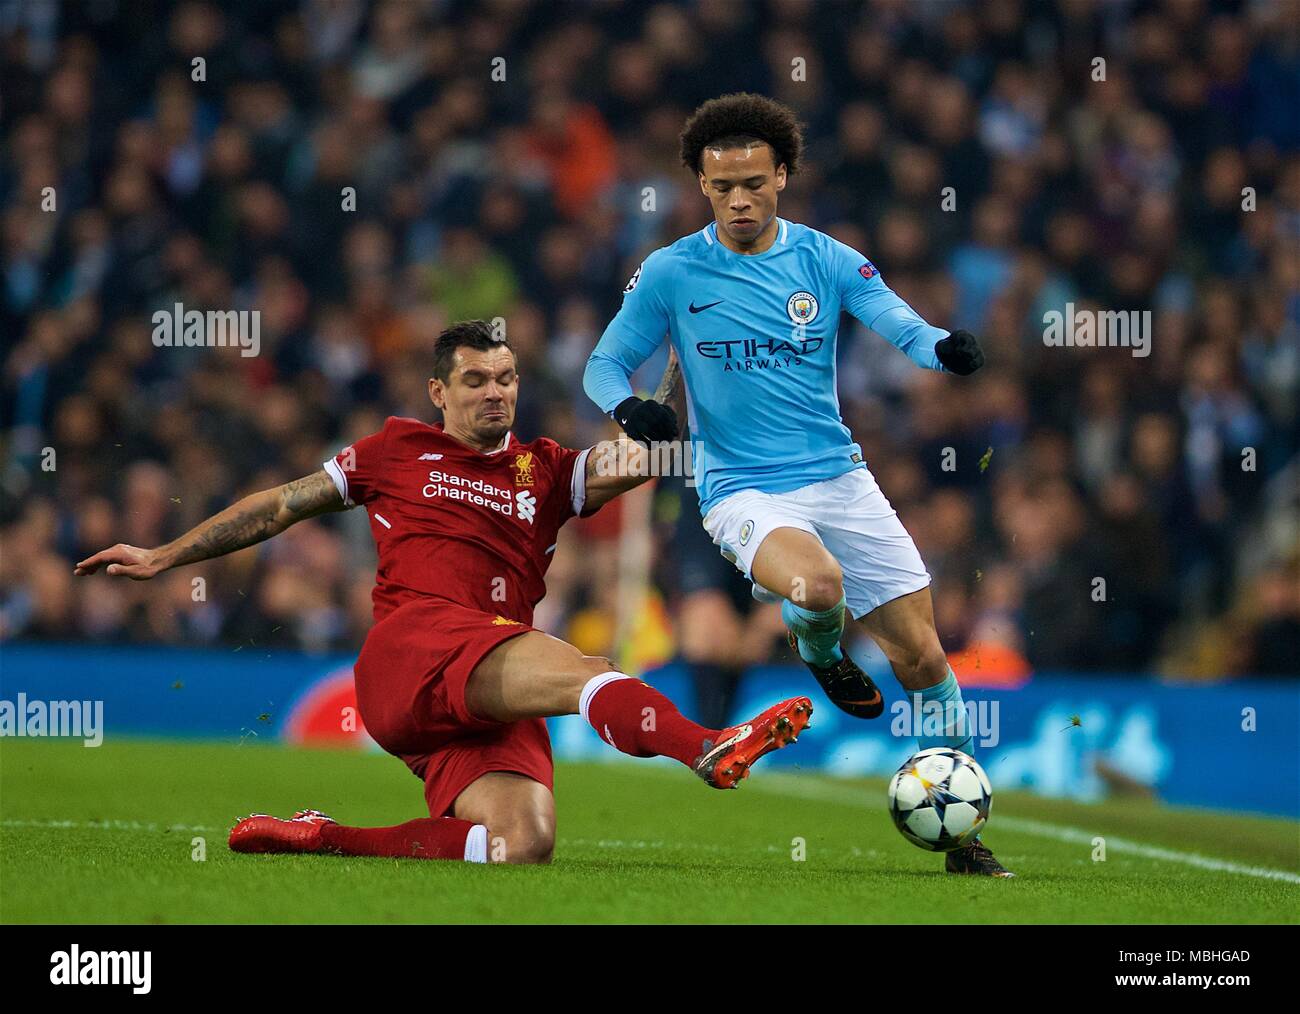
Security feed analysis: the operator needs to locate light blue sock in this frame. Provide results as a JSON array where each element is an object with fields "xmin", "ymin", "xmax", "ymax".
[
  {"xmin": 780, "ymin": 596, "xmax": 845, "ymax": 668},
  {"xmin": 914, "ymin": 667, "xmax": 974, "ymax": 756}
]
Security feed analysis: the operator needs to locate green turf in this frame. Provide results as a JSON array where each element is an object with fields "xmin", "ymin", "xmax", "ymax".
[{"xmin": 1, "ymin": 738, "xmax": 1296, "ymax": 923}]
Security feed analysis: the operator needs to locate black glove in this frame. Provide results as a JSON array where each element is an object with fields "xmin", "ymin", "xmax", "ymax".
[
  {"xmin": 935, "ymin": 329, "xmax": 985, "ymax": 376},
  {"xmin": 613, "ymin": 396, "xmax": 679, "ymax": 444}
]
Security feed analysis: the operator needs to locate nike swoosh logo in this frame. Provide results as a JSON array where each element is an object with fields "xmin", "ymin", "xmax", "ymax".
[
  {"xmin": 688, "ymin": 300, "xmax": 724, "ymax": 314},
  {"xmin": 699, "ymin": 724, "xmax": 752, "ymax": 764},
  {"xmin": 839, "ymin": 692, "xmax": 882, "ymax": 707}
]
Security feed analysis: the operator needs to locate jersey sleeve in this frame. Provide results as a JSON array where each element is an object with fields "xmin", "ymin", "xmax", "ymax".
[
  {"xmin": 323, "ymin": 420, "xmax": 390, "ymax": 507},
  {"xmin": 828, "ymin": 237, "xmax": 948, "ymax": 372},
  {"xmin": 583, "ymin": 249, "xmax": 673, "ymax": 413},
  {"xmin": 556, "ymin": 444, "xmax": 595, "ymax": 522},
  {"xmin": 533, "ymin": 439, "xmax": 593, "ymax": 523}
]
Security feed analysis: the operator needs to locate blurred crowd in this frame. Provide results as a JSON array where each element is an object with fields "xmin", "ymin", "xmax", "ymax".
[{"xmin": 2, "ymin": 0, "xmax": 1297, "ymax": 677}]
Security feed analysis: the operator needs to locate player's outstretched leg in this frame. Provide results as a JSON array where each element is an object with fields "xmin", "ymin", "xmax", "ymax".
[
  {"xmin": 229, "ymin": 809, "xmax": 491, "ymax": 862},
  {"xmin": 467, "ymin": 632, "xmax": 810, "ymax": 790},
  {"xmin": 582, "ymin": 672, "xmax": 812, "ymax": 789},
  {"xmin": 689, "ymin": 694, "xmax": 812, "ymax": 789}
]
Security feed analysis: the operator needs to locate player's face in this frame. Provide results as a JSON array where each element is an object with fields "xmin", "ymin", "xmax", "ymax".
[
  {"xmin": 697, "ymin": 143, "xmax": 787, "ymax": 249},
  {"xmin": 428, "ymin": 345, "xmax": 519, "ymax": 446}
]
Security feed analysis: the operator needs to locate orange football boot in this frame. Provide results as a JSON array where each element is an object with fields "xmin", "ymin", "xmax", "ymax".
[
  {"xmin": 228, "ymin": 809, "xmax": 336, "ymax": 854},
  {"xmin": 693, "ymin": 696, "xmax": 813, "ymax": 789}
]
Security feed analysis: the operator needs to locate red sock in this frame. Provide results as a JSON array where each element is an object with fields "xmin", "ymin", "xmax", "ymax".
[
  {"xmin": 581, "ymin": 673, "xmax": 719, "ymax": 767},
  {"xmin": 318, "ymin": 818, "xmax": 487, "ymax": 862}
]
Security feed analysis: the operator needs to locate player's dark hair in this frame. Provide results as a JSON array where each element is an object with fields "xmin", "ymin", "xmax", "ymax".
[
  {"xmin": 432, "ymin": 319, "xmax": 514, "ymax": 381},
  {"xmin": 679, "ymin": 93, "xmax": 804, "ymax": 175}
]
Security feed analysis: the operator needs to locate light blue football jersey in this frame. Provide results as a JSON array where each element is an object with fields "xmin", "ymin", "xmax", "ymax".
[{"xmin": 584, "ymin": 218, "xmax": 950, "ymax": 513}]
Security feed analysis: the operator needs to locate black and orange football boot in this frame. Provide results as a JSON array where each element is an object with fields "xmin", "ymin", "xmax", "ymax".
[
  {"xmin": 945, "ymin": 839, "xmax": 1015, "ymax": 877},
  {"xmin": 788, "ymin": 631, "xmax": 884, "ymax": 719}
]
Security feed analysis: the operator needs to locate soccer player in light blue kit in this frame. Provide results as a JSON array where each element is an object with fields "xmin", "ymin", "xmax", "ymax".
[{"xmin": 584, "ymin": 94, "xmax": 1011, "ymax": 876}]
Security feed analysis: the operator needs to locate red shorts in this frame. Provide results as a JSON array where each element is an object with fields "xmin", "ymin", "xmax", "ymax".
[{"xmin": 353, "ymin": 597, "xmax": 552, "ymax": 818}]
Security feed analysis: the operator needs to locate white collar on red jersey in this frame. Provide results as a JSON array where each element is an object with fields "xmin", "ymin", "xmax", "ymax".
[
  {"xmin": 433, "ymin": 423, "xmax": 514, "ymax": 456},
  {"xmin": 482, "ymin": 432, "xmax": 513, "ymax": 455}
]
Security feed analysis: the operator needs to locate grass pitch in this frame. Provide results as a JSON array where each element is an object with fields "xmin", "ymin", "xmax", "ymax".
[{"xmin": 1, "ymin": 738, "xmax": 1296, "ymax": 924}]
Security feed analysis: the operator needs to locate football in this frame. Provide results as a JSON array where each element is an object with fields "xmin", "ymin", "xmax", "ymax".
[{"xmin": 887, "ymin": 748, "xmax": 993, "ymax": 852}]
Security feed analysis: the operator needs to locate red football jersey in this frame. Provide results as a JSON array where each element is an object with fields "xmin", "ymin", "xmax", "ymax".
[{"xmin": 325, "ymin": 417, "xmax": 592, "ymax": 624}]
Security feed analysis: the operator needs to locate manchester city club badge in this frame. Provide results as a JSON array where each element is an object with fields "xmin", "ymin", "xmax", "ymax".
[{"xmin": 786, "ymin": 290, "xmax": 818, "ymax": 325}]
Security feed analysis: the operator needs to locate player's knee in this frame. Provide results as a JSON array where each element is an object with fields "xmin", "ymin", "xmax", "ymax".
[
  {"xmin": 798, "ymin": 564, "xmax": 843, "ymax": 611},
  {"xmin": 510, "ymin": 835, "xmax": 554, "ymax": 865},
  {"xmin": 487, "ymin": 819, "xmax": 554, "ymax": 865},
  {"xmin": 894, "ymin": 642, "xmax": 949, "ymax": 689},
  {"xmin": 918, "ymin": 642, "xmax": 950, "ymax": 683}
]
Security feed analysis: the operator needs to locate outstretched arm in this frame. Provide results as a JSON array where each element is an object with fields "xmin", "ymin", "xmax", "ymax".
[
  {"xmin": 833, "ymin": 239, "xmax": 983, "ymax": 374},
  {"xmin": 74, "ymin": 470, "xmax": 346, "ymax": 580},
  {"xmin": 870, "ymin": 305, "xmax": 985, "ymax": 374},
  {"xmin": 582, "ymin": 347, "xmax": 686, "ymax": 514},
  {"xmin": 584, "ymin": 251, "xmax": 673, "ymax": 418},
  {"xmin": 867, "ymin": 302, "xmax": 950, "ymax": 371}
]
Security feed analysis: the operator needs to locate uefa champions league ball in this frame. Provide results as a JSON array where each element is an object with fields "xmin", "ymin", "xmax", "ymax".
[{"xmin": 887, "ymin": 747, "xmax": 992, "ymax": 852}]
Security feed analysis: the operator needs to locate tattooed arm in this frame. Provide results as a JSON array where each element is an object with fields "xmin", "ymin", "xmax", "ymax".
[
  {"xmin": 582, "ymin": 347, "xmax": 687, "ymax": 514},
  {"xmin": 74, "ymin": 470, "xmax": 346, "ymax": 580},
  {"xmin": 650, "ymin": 345, "xmax": 686, "ymax": 437}
]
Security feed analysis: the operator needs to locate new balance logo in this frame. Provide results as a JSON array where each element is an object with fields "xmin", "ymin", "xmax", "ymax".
[{"xmin": 418, "ymin": 453, "xmax": 443, "ymax": 461}]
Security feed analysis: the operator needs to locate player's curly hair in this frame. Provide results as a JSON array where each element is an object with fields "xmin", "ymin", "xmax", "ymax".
[
  {"xmin": 679, "ymin": 93, "xmax": 804, "ymax": 175},
  {"xmin": 433, "ymin": 319, "xmax": 514, "ymax": 381}
]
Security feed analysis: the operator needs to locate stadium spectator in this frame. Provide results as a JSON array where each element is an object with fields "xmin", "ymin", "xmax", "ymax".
[{"xmin": 2, "ymin": 0, "xmax": 1296, "ymax": 682}]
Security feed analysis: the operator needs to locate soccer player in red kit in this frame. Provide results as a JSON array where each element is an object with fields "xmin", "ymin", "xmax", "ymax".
[{"xmin": 75, "ymin": 319, "xmax": 811, "ymax": 864}]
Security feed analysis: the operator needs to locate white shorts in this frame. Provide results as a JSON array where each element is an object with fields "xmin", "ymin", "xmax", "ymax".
[{"xmin": 701, "ymin": 468, "xmax": 931, "ymax": 620}]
